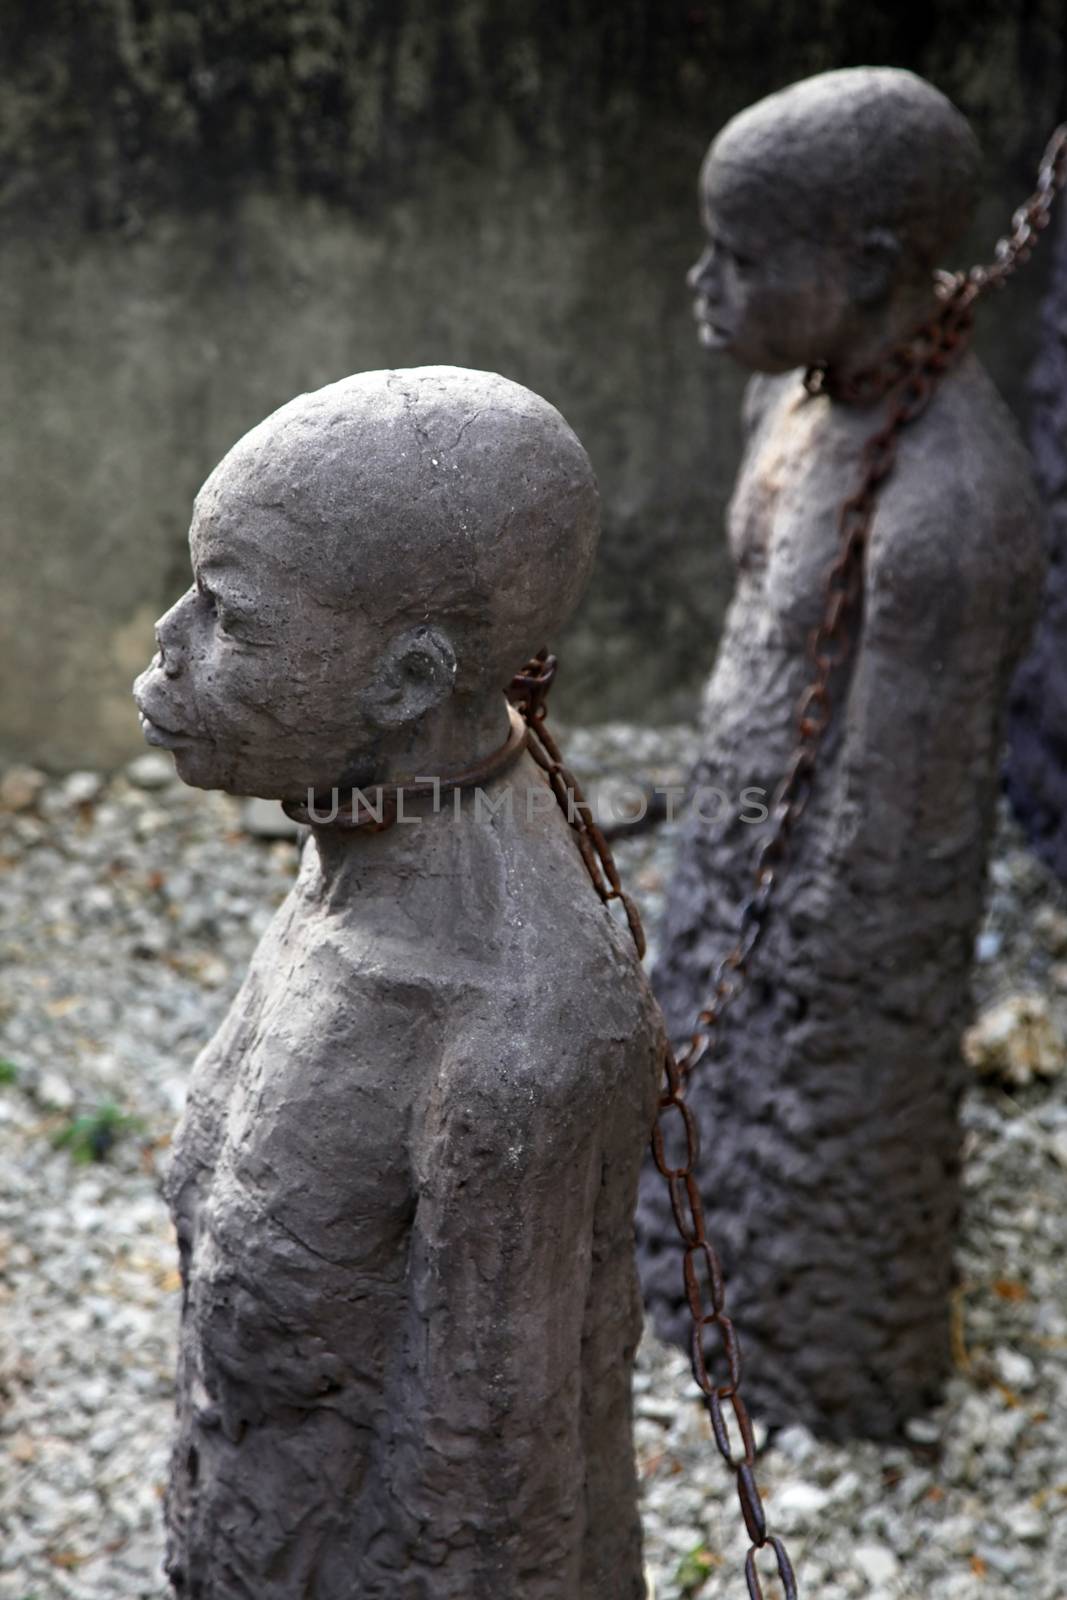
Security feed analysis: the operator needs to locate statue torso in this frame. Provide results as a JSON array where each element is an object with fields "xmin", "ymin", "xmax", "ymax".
[
  {"xmin": 165, "ymin": 762, "xmax": 663, "ymax": 1591},
  {"xmin": 702, "ymin": 356, "xmax": 1043, "ymax": 779},
  {"xmin": 727, "ymin": 357, "xmax": 1041, "ymax": 634}
]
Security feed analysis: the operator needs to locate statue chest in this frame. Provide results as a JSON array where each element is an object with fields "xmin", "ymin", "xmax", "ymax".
[
  {"xmin": 726, "ymin": 388, "xmax": 872, "ymax": 638},
  {"xmin": 177, "ymin": 920, "xmax": 445, "ymax": 1283}
]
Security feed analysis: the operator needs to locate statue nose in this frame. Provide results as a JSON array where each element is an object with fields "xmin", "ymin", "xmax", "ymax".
[
  {"xmin": 154, "ymin": 589, "xmax": 196, "ymax": 678},
  {"xmin": 687, "ymin": 247, "xmax": 717, "ymax": 295},
  {"xmin": 155, "ymin": 615, "xmax": 187, "ymax": 679},
  {"xmin": 156, "ymin": 629, "xmax": 182, "ymax": 678}
]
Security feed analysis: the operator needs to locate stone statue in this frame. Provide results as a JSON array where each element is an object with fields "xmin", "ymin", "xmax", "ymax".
[
  {"xmin": 637, "ymin": 69, "xmax": 1046, "ymax": 1439},
  {"xmin": 134, "ymin": 367, "xmax": 663, "ymax": 1597},
  {"xmin": 1007, "ymin": 207, "xmax": 1067, "ymax": 883}
]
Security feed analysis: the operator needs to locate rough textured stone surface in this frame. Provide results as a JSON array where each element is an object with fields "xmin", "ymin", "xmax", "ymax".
[
  {"xmin": 1006, "ymin": 209, "xmax": 1067, "ymax": 883},
  {"xmin": 133, "ymin": 368, "xmax": 664, "ymax": 1596},
  {"xmin": 638, "ymin": 70, "xmax": 1046, "ymax": 1440}
]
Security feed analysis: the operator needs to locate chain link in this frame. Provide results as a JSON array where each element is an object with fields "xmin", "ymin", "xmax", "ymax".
[
  {"xmin": 508, "ymin": 122, "xmax": 1067, "ymax": 1600},
  {"xmin": 509, "ymin": 662, "xmax": 801, "ymax": 1599},
  {"xmin": 509, "ymin": 651, "xmax": 648, "ymax": 957}
]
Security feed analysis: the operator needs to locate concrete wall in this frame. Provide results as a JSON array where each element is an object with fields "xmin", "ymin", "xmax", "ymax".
[{"xmin": 0, "ymin": 162, "xmax": 741, "ymax": 768}]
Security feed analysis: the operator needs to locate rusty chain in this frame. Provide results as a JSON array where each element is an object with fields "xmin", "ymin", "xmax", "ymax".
[
  {"xmin": 509, "ymin": 121, "xmax": 1067, "ymax": 1600},
  {"xmin": 511, "ymin": 675, "xmax": 801, "ymax": 1600},
  {"xmin": 509, "ymin": 652, "xmax": 647, "ymax": 955}
]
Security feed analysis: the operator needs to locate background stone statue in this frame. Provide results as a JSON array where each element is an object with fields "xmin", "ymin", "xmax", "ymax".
[
  {"xmin": 637, "ymin": 69, "xmax": 1046, "ymax": 1440},
  {"xmin": 1007, "ymin": 208, "xmax": 1067, "ymax": 883},
  {"xmin": 134, "ymin": 366, "xmax": 663, "ymax": 1597}
]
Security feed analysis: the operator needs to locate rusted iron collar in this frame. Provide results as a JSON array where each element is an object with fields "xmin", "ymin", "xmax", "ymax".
[{"xmin": 280, "ymin": 700, "xmax": 528, "ymax": 831}]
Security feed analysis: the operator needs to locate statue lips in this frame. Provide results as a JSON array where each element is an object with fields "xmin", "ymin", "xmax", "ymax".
[
  {"xmin": 698, "ymin": 321, "xmax": 733, "ymax": 349},
  {"xmin": 692, "ymin": 297, "xmax": 732, "ymax": 349},
  {"xmin": 133, "ymin": 689, "xmax": 198, "ymax": 751}
]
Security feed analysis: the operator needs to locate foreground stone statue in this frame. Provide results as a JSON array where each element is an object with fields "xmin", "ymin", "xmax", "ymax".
[
  {"xmin": 1007, "ymin": 209, "xmax": 1067, "ymax": 881},
  {"xmin": 134, "ymin": 367, "xmax": 662, "ymax": 1597},
  {"xmin": 638, "ymin": 69, "xmax": 1045, "ymax": 1439}
]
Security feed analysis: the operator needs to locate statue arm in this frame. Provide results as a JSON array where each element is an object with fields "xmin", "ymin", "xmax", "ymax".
[
  {"xmin": 824, "ymin": 475, "xmax": 1042, "ymax": 902},
  {"xmin": 384, "ymin": 1018, "xmax": 610, "ymax": 1594}
]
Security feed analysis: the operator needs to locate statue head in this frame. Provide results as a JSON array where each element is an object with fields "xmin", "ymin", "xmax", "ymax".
[
  {"xmin": 687, "ymin": 67, "xmax": 981, "ymax": 373},
  {"xmin": 133, "ymin": 367, "xmax": 598, "ymax": 798}
]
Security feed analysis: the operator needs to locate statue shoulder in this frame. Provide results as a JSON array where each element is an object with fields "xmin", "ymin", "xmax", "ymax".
[
  {"xmin": 879, "ymin": 364, "xmax": 1042, "ymax": 555},
  {"xmin": 867, "ymin": 361, "xmax": 1046, "ymax": 637},
  {"xmin": 418, "ymin": 937, "xmax": 661, "ymax": 1156}
]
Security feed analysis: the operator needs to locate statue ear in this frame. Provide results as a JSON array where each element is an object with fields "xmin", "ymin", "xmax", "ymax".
[
  {"xmin": 364, "ymin": 625, "xmax": 457, "ymax": 730},
  {"xmin": 850, "ymin": 227, "xmax": 902, "ymax": 307}
]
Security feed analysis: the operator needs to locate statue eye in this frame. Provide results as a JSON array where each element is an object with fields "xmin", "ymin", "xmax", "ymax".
[
  {"xmin": 215, "ymin": 603, "xmax": 249, "ymax": 637},
  {"xmin": 708, "ymin": 232, "xmax": 754, "ymax": 273},
  {"xmin": 198, "ymin": 581, "xmax": 246, "ymax": 638}
]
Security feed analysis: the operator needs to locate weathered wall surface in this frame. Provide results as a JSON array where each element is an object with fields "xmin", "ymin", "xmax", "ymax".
[
  {"xmin": 1, "ymin": 1, "xmax": 1064, "ymax": 768},
  {"xmin": 0, "ymin": 173, "xmax": 738, "ymax": 768}
]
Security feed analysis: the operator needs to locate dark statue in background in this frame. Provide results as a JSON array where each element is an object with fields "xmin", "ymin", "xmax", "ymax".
[
  {"xmin": 1007, "ymin": 208, "xmax": 1067, "ymax": 882},
  {"xmin": 134, "ymin": 367, "xmax": 662, "ymax": 1597},
  {"xmin": 638, "ymin": 68, "xmax": 1046, "ymax": 1439}
]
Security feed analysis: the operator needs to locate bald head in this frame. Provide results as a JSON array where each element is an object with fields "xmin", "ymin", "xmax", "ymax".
[
  {"xmin": 193, "ymin": 366, "xmax": 599, "ymax": 693},
  {"xmin": 688, "ymin": 69, "xmax": 981, "ymax": 373},
  {"xmin": 135, "ymin": 368, "xmax": 599, "ymax": 797},
  {"xmin": 707, "ymin": 67, "xmax": 980, "ymax": 266}
]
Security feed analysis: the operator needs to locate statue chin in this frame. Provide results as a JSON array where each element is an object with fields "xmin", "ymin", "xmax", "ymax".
[{"xmin": 167, "ymin": 741, "xmax": 233, "ymax": 795}]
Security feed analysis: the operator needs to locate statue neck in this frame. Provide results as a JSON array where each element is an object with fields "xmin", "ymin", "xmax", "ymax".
[
  {"xmin": 299, "ymin": 698, "xmax": 534, "ymax": 876},
  {"xmin": 830, "ymin": 280, "xmax": 945, "ymax": 386},
  {"xmin": 304, "ymin": 751, "xmax": 544, "ymax": 900},
  {"xmin": 352, "ymin": 695, "xmax": 515, "ymax": 789}
]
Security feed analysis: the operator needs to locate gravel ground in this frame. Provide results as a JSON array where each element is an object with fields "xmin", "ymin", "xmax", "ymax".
[{"xmin": 0, "ymin": 732, "xmax": 1065, "ymax": 1600}]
